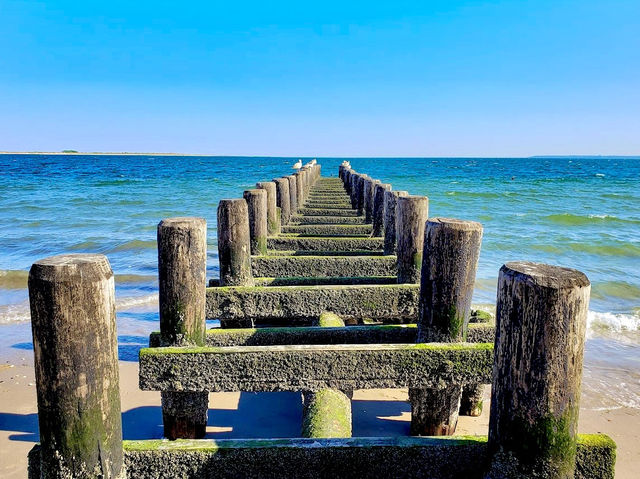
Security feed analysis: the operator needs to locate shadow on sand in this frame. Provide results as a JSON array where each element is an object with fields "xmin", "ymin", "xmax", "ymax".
[{"xmin": 0, "ymin": 394, "xmax": 410, "ymax": 442}]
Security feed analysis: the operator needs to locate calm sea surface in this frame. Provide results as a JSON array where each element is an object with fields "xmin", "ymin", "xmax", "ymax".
[{"xmin": 1, "ymin": 155, "xmax": 639, "ymax": 410}]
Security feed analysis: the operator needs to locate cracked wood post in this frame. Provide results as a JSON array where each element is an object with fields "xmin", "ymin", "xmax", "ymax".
[
  {"xmin": 411, "ymin": 218, "xmax": 483, "ymax": 436},
  {"xmin": 29, "ymin": 254, "xmax": 124, "ymax": 478},
  {"xmin": 486, "ymin": 262, "xmax": 590, "ymax": 478},
  {"xmin": 363, "ymin": 178, "xmax": 380, "ymax": 223},
  {"xmin": 256, "ymin": 181, "xmax": 280, "ymax": 235},
  {"xmin": 383, "ymin": 190, "xmax": 408, "ymax": 255},
  {"xmin": 372, "ymin": 183, "xmax": 392, "ymax": 237},
  {"xmin": 302, "ymin": 312, "xmax": 352, "ymax": 438},
  {"xmin": 286, "ymin": 175, "xmax": 298, "ymax": 215},
  {"xmin": 273, "ymin": 177, "xmax": 291, "ymax": 225},
  {"xmin": 243, "ymin": 189, "xmax": 268, "ymax": 255},
  {"xmin": 217, "ymin": 199, "xmax": 253, "ymax": 286},
  {"xmin": 355, "ymin": 174, "xmax": 368, "ymax": 215},
  {"xmin": 295, "ymin": 171, "xmax": 305, "ymax": 204},
  {"xmin": 350, "ymin": 173, "xmax": 361, "ymax": 209},
  {"xmin": 396, "ymin": 195, "xmax": 429, "ymax": 284},
  {"xmin": 158, "ymin": 217, "xmax": 209, "ymax": 440}
]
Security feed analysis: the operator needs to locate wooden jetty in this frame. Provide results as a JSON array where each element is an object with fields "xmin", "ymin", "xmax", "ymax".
[{"xmin": 26, "ymin": 161, "xmax": 615, "ymax": 478}]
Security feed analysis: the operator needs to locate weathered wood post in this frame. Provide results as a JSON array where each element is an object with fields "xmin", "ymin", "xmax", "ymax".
[
  {"xmin": 243, "ymin": 189, "xmax": 268, "ymax": 255},
  {"xmin": 396, "ymin": 195, "xmax": 429, "ymax": 283},
  {"xmin": 158, "ymin": 217, "xmax": 209, "ymax": 440},
  {"xmin": 217, "ymin": 199, "xmax": 254, "ymax": 286},
  {"xmin": 29, "ymin": 254, "xmax": 124, "ymax": 478},
  {"xmin": 355, "ymin": 175, "xmax": 368, "ymax": 216},
  {"xmin": 383, "ymin": 190, "xmax": 408, "ymax": 255},
  {"xmin": 410, "ymin": 218, "xmax": 483, "ymax": 436},
  {"xmin": 486, "ymin": 262, "xmax": 590, "ymax": 478},
  {"xmin": 256, "ymin": 181, "xmax": 280, "ymax": 235},
  {"xmin": 363, "ymin": 178, "xmax": 380, "ymax": 223},
  {"xmin": 286, "ymin": 175, "xmax": 298, "ymax": 215},
  {"xmin": 350, "ymin": 173, "xmax": 360, "ymax": 209},
  {"xmin": 273, "ymin": 177, "xmax": 291, "ymax": 225},
  {"xmin": 372, "ymin": 183, "xmax": 392, "ymax": 237},
  {"xmin": 295, "ymin": 171, "xmax": 305, "ymax": 204}
]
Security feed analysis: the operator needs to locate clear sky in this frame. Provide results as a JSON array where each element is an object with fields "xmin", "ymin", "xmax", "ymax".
[{"xmin": 1, "ymin": 0, "xmax": 638, "ymax": 156}]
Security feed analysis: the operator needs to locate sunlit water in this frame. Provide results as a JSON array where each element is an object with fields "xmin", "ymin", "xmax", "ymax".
[{"xmin": 1, "ymin": 155, "xmax": 638, "ymax": 410}]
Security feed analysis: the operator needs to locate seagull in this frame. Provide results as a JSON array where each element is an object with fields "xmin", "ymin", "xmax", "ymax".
[{"xmin": 293, "ymin": 160, "xmax": 302, "ymax": 170}]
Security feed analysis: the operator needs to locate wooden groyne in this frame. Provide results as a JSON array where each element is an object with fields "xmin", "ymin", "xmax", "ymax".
[{"xmin": 26, "ymin": 161, "xmax": 616, "ymax": 478}]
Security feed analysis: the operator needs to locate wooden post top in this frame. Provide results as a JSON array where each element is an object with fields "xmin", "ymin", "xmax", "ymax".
[
  {"xmin": 500, "ymin": 261, "xmax": 590, "ymax": 289},
  {"xmin": 30, "ymin": 253, "xmax": 112, "ymax": 282}
]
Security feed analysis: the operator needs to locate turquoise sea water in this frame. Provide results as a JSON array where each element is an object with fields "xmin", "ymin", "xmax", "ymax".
[{"xmin": 1, "ymin": 155, "xmax": 639, "ymax": 410}]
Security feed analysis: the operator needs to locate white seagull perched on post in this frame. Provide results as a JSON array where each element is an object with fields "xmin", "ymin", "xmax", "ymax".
[{"xmin": 293, "ymin": 159, "xmax": 302, "ymax": 170}]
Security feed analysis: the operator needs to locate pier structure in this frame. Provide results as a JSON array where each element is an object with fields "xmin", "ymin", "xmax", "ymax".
[{"xmin": 27, "ymin": 161, "xmax": 615, "ymax": 478}]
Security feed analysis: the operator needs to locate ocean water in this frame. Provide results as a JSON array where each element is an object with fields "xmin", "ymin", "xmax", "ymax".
[{"xmin": 1, "ymin": 155, "xmax": 639, "ymax": 410}]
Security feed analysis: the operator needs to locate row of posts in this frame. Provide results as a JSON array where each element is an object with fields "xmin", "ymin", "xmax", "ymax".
[
  {"xmin": 339, "ymin": 164, "xmax": 486, "ymax": 433},
  {"xmin": 28, "ymin": 161, "xmax": 590, "ymax": 478},
  {"xmin": 218, "ymin": 162, "xmax": 321, "ymax": 286}
]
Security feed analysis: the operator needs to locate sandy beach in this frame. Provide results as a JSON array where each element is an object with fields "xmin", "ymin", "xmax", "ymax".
[{"xmin": 1, "ymin": 353, "xmax": 637, "ymax": 478}]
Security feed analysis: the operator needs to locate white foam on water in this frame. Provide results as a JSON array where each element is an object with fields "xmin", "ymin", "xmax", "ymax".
[
  {"xmin": 0, "ymin": 301, "xmax": 31, "ymax": 324},
  {"xmin": 116, "ymin": 293, "xmax": 158, "ymax": 312},
  {"xmin": 587, "ymin": 310, "xmax": 640, "ymax": 336},
  {"xmin": 0, "ymin": 293, "xmax": 159, "ymax": 324}
]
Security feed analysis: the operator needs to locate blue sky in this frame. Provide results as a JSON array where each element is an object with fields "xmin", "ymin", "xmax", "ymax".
[{"xmin": 1, "ymin": 0, "xmax": 638, "ymax": 156}]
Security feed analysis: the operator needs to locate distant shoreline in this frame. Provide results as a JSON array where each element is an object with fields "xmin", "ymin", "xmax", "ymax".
[{"xmin": 1, "ymin": 152, "xmax": 639, "ymax": 159}]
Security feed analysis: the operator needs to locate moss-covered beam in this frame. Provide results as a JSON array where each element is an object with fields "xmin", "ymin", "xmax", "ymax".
[
  {"xmin": 27, "ymin": 434, "xmax": 617, "ymax": 479},
  {"xmin": 138, "ymin": 342, "xmax": 493, "ymax": 392},
  {"xmin": 206, "ymin": 283, "xmax": 419, "ymax": 327},
  {"xmin": 281, "ymin": 224, "xmax": 372, "ymax": 236},
  {"xmin": 149, "ymin": 323, "xmax": 495, "ymax": 348},
  {"xmin": 251, "ymin": 254, "xmax": 396, "ymax": 278},
  {"xmin": 297, "ymin": 208, "xmax": 360, "ymax": 217},
  {"xmin": 267, "ymin": 236, "xmax": 384, "ymax": 252},
  {"xmin": 291, "ymin": 215, "xmax": 366, "ymax": 225}
]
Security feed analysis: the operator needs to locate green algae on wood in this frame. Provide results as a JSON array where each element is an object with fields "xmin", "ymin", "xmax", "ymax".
[{"xmin": 302, "ymin": 389, "xmax": 352, "ymax": 438}]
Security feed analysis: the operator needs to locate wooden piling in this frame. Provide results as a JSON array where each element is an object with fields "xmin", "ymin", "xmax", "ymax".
[
  {"xmin": 217, "ymin": 199, "xmax": 253, "ymax": 286},
  {"xmin": 29, "ymin": 254, "xmax": 124, "ymax": 478},
  {"xmin": 158, "ymin": 217, "xmax": 209, "ymax": 440},
  {"xmin": 355, "ymin": 175, "xmax": 368, "ymax": 215},
  {"xmin": 273, "ymin": 178, "xmax": 291, "ymax": 225},
  {"xmin": 396, "ymin": 195, "xmax": 429, "ymax": 283},
  {"xmin": 363, "ymin": 178, "xmax": 380, "ymax": 223},
  {"xmin": 410, "ymin": 218, "xmax": 483, "ymax": 436},
  {"xmin": 487, "ymin": 262, "xmax": 590, "ymax": 478},
  {"xmin": 295, "ymin": 172, "xmax": 305, "ymax": 204},
  {"xmin": 383, "ymin": 190, "xmax": 408, "ymax": 255},
  {"xmin": 372, "ymin": 183, "xmax": 392, "ymax": 237},
  {"xmin": 256, "ymin": 181, "xmax": 280, "ymax": 235},
  {"xmin": 286, "ymin": 175, "xmax": 298, "ymax": 215},
  {"xmin": 243, "ymin": 189, "xmax": 268, "ymax": 255},
  {"xmin": 417, "ymin": 218, "xmax": 483, "ymax": 342}
]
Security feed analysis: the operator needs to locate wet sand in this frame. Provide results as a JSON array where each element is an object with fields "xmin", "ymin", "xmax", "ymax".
[{"xmin": 1, "ymin": 358, "xmax": 637, "ymax": 478}]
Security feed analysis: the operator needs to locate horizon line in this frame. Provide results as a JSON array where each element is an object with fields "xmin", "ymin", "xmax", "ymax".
[{"xmin": 1, "ymin": 151, "xmax": 639, "ymax": 159}]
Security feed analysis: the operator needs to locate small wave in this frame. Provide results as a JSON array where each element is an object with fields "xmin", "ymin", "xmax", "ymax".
[
  {"xmin": 115, "ymin": 274, "xmax": 157, "ymax": 285},
  {"xmin": 108, "ymin": 239, "xmax": 157, "ymax": 253},
  {"xmin": 94, "ymin": 179, "xmax": 137, "ymax": 187},
  {"xmin": 116, "ymin": 293, "xmax": 158, "ymax": 311},
  {"xmin": 591, "ymin": 281, "xmax": 640, "ymax": 301},
  {"xmin": 0, "ymin": 270, "xmax": 29, "ymax": 289},
  {"xmin": 543, "ymin": 213, "xmax": 640, "ymax": 226},
  {"xmin": 587, "ymin": 310, "xmax": 640, "ymax": 334},
  {"xmin": 67, "ymin": 240, "xmax": 103, "ymax": 251},
  {"xmin": 0, "ymin": 301, "xmax": 30, "ymax": 324},
  {"xmin": 0, "ymin": 293, "xmax": 159, "ymax": 325}
]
